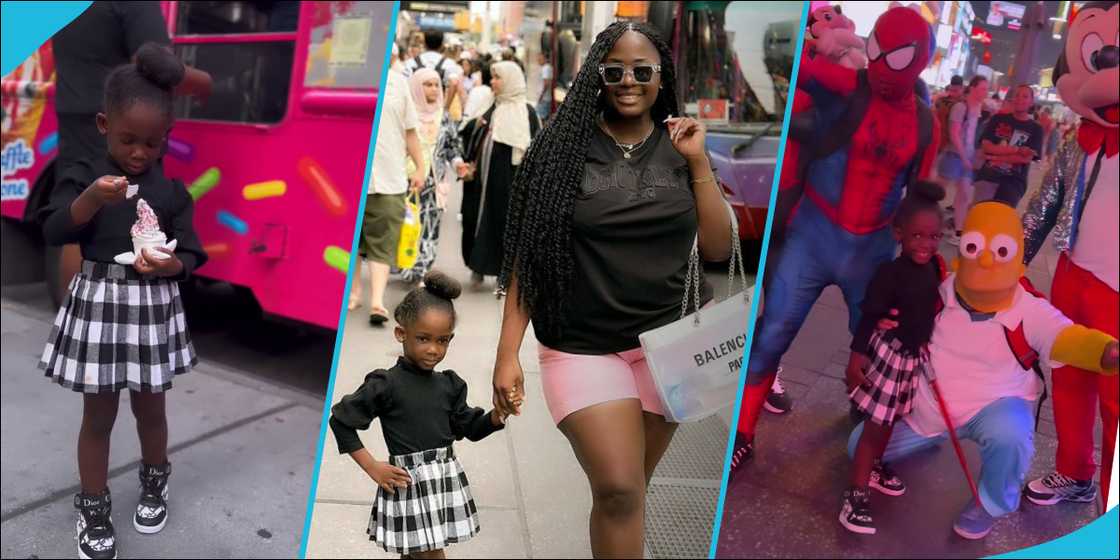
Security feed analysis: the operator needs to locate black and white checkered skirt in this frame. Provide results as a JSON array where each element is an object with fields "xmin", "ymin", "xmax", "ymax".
[
  {"xmin": 38, "ymin": 261, "xmax": 197, "ymax": 393},
  {"xmin": 849, "ymin": 331, "xmax": 928, "ymax": 426},
  {"xmin": 368, "ymin": 446, "xmax": 480, "ymax": 554}
]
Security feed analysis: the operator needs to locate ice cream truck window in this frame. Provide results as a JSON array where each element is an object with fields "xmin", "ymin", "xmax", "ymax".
[
  {"xmin": 304, "ymin": 2, "xmax": 390, "ymax": 89},
  {"xmin": 171, "ymin": 2, "xmax": 299, "ymax": 124}
]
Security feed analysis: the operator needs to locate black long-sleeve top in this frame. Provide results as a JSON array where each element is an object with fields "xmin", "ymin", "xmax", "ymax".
[
  {"xmin": 39, "ymin": 156, "xmax": 207, "ymax": 280},
  {"xmin": 850, "ymin": 255, "xmax": 942, "ymax": 355},
  {"xmin": 329, "ymin": 357, "xmax": 504, "ymax": 457}
]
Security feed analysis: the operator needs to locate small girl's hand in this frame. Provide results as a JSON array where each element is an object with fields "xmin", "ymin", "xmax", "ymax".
[
  {"xmin": 134, "ymin": 247, "xmax": 184, "ymax": 277},
  {"xmin": 366, "ymin": 460, "xmax": 411, "ymax": 495},
  {"xmin": 845, "ymin": 353, "xmax": 870, "ymax": 393},
  {"xmin": 87, "ymin": 175, "xmax": 128, "ymax": 206}
]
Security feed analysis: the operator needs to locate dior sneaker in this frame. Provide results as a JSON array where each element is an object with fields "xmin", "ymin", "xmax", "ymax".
[
  {"xmin": 1025, "ymin": 472, "xmax": 1097, "ymax": 505},
  {"xmin": 839, "ymin": 486, "xmax": 876, "ymax": 535},
  {"xmin": 134, "ymin": 462, "xmax": 171, "ymax": 534},
  {"xmin": 75, "ymin": 490, "xmax": 117, "ymax": 559},
  {"xmin": 869, "ymin": 460, "xmax": 906, "ymax": 496},
  {"xmin": 763, "ymin": 368, "xmax": 793, "ymax": 414}
]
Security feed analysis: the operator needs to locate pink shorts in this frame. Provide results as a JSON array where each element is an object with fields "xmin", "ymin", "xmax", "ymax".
[{"xmin": 538, "ymin": 345, "xmax": 665, "ymax": 425}]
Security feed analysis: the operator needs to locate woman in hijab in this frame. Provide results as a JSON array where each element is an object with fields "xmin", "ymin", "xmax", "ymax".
[
  {"xmin": 458, "ymin": 61, "xmax": 541, "ymax": 293},
  {"xmin": 400, "ymin": 68, "xmax": 464, "ymax": 283}
]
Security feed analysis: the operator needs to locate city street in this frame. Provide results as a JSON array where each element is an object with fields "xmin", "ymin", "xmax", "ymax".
[
  {"xmin": 305, "ymin": 184, "xmax": 751, "ymax": 559},
  {"xmin": 0, "ymin": 279, "xmax": 332, "ymax": 557},
  {"xmin": 715, "ymin": 166, "xmax": 1103, "ymax": 558}
]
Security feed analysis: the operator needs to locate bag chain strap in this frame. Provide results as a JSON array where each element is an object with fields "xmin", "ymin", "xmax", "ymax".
[{"xmin": 680, "ymin": 194, "xmax": 747, "ymax": 325}]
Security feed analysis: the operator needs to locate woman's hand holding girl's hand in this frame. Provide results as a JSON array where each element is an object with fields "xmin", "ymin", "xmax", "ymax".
[
  {"xmin": 366, "ymin": 460, "xmax": 411, "ymax": 495},
  {"xmin": 665, "ymin": 116, "xmax": 707, "ymax": 160},
  {"xmin": 86, "ymin": 175, "xmax": 128, "ymax": 206},
  {"xmin": 134, "ymin": 247, "xmax": 184, "ymax": 277},
  {"xmin": 876, "ymin": 308, "xmax": 900, "ymax": 331},
  {"xmin": 493, "ymin": 355, "xmax": 525, "ymax": 417}
]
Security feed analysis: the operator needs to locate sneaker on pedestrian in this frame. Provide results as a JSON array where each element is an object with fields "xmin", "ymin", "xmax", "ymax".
[
  {"xmin": 1025, "ymin": 472, "xmax": 1096, "ymax": 505},
  {"xmin": 869, "ymin": 460, "xmax": 906, "ymax": 496},
  {"xmin": 134, "ymin": 462, "xmax": 170, "ymax": 534},
  {"xmin": 728, "ymin": 432, "xmax": 753, "ymax": 475},
  {"xmin": 763, "ymin": 368, "xmax": 793, "ymax": 414},
  {"xmin": 839, "ymin": 486, "xmax": 876, "ymax": 535},
  {"xmin": 75, "ymin": 490, "xmax": 117, "ymax": 559},
  {"xmin": 953, "ymin": 499, "xmax": 996, "ymax": 540}
]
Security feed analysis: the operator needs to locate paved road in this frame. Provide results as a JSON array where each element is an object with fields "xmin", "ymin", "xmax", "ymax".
[
  {"xmin": 0, "ymin": 285, "xmax": 329, "ymax": 558},
  {"xmin": 304, "ymin": 184, "xmax": 752, "ymax": 558},
  {"xmin": 715, "ymin": 166, "xmax": 1103, "ymax": 558}
]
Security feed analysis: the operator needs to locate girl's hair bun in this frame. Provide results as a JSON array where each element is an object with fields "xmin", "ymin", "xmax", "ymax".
[
  {"xmin": 422, "ymin": 270, "xmax": 462, "ymax": 301},
  {"xmin": 910, "ymin": 180, "xmax": 946, "ymax": 203},
  {"xmin": 134, "ymin": 42, "xmax": 185, "ymax": 91}
]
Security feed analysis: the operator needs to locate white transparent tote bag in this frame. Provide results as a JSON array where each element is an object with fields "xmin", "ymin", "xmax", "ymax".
[{"xmin": 639, "ymin": 201, "xmax": 751, "ymax": 423}]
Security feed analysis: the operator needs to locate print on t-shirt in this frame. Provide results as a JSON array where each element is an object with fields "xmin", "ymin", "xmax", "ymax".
[{"xmin": 580, "ymin": 161, "xmax": 688, "ymax": 202}]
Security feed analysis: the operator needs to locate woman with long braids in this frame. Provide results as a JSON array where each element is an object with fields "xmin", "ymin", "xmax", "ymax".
[
  {"xmin": 491, "ymin": 22, "xmax": 732, "ymax": 557},
  {"xmin": 458, "ymin": 61, "xmax": 541, "ymax": 291}
]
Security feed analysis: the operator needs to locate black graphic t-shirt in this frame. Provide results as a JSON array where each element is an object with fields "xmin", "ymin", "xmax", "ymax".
[
  {"xmin": 974, "ymin": 113, "xmax": 1044, "ymax": 192},
  {"xmin": 533, "ymin": 125, "xmax": 714, "ymax": 355}
]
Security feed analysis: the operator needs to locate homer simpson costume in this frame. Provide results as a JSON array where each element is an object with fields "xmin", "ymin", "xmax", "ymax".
[{"xmin": 847, "ymin": 202, "xmax": 1119, "ymax": 540}]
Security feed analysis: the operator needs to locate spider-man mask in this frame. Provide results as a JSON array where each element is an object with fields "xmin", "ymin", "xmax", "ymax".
[{"xmin": 866, "ymin": 7, "xmax": 932, "ymax": 101}]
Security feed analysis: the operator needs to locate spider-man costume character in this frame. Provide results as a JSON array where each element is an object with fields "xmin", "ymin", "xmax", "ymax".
[{"xmin": 734, "ymin": 6, "xmax": 940, "ymax": 461}]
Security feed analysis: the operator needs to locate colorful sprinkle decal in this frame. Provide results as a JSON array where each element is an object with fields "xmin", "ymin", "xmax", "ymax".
[
  {"xmin": 38, "ymin": 131, "xmax": 58, "ymax": 155},
  {"xmin": 216, "ymin": 210, "xmax": 248, "ymax": 235},
  {"xmin": 166, "ymin": 137, "xmax": 194, "ymax": 162},
  {"xmin": 189, "ymin": 167, "xmax": 221, "ymax": 200},
  {"xmin": 323, "ymin": 245, "xmax": 350, "ymax": 273},
  {"xmin": 298, "ymin": 156, "xmax": 346, "ymax": 216},
  {"xmin": 242, "ymin": 180, "xmax": 287, "ymax": 200}
]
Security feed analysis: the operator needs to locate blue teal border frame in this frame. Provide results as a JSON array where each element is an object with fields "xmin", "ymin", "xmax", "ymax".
[
  {"xmin": 1, "ymin": 1, "xmax": 91, "ymax": 75},
  {"xmin": 296, "ymin": 1, "xmax": 401, "ymax": 557},
  {"xmin": 706, "ymin": 1, "xmax": 809, "ymax": 557}
]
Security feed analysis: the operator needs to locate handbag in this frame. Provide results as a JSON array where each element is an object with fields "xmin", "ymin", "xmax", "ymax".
[
  {"xmin": 638, "ymin": 200, "xmax": 751, "ymax": 423},
  {"xmin": 396, "ymin": 190, "xmax": 423, "ymax": 270}
]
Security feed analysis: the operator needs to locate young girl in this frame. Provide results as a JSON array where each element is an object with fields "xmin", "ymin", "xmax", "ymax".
[
  {"xmin": 329, "ymin": 271, "xmax": 512, "ymax": 558},
  {"xmin": 840, "ymin": 181, "xmax": 946, "ymax": 535},
  {"xmin": 38, "ymin": 43, "xmax": 207, "ymax": 559},
  {"xmin": 400, "ymin": 69, "xmax": 464, "ymax": 284}
]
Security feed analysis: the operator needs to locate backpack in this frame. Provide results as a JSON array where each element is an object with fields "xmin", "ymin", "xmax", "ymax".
[
  {"xmin": 935, "ymin": 96, "xmax": 957, "ymax": 151},
  {"xmin": 414, "ymin": 54, "xmax": 450, "ymax": 84}
]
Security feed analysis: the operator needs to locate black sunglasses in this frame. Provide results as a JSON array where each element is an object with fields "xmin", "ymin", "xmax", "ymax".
[{"xmin": 598, "ymin": 63, "xmax": 661, "ymax": 85}]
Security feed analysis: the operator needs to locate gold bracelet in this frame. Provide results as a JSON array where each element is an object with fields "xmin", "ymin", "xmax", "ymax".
[{"xmin": 691, "ymin": 175, "xmax": 717, "ymax": 185}]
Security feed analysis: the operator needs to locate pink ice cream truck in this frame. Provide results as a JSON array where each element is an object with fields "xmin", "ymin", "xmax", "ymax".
[{"xmin": 1, "ymin": 1, "xmax": 390, "ymax": 330}]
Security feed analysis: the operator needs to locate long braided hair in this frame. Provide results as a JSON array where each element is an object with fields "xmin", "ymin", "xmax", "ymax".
[{"xmin": 500, "ymin": 21, "xmax": 681, "ymax": 339}]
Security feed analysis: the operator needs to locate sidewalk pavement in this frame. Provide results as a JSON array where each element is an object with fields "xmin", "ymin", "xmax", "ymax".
[
  {"xmin": 0, "ymin": 288, "xmax": 326, "ymax": 558},
  {"xmin": 715, "ymin": 164, "xmax": 1103, "ymax": 557},
  {"xmin": 305, "ymin": 185, "xmax": 743, "ymax": 559}
]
